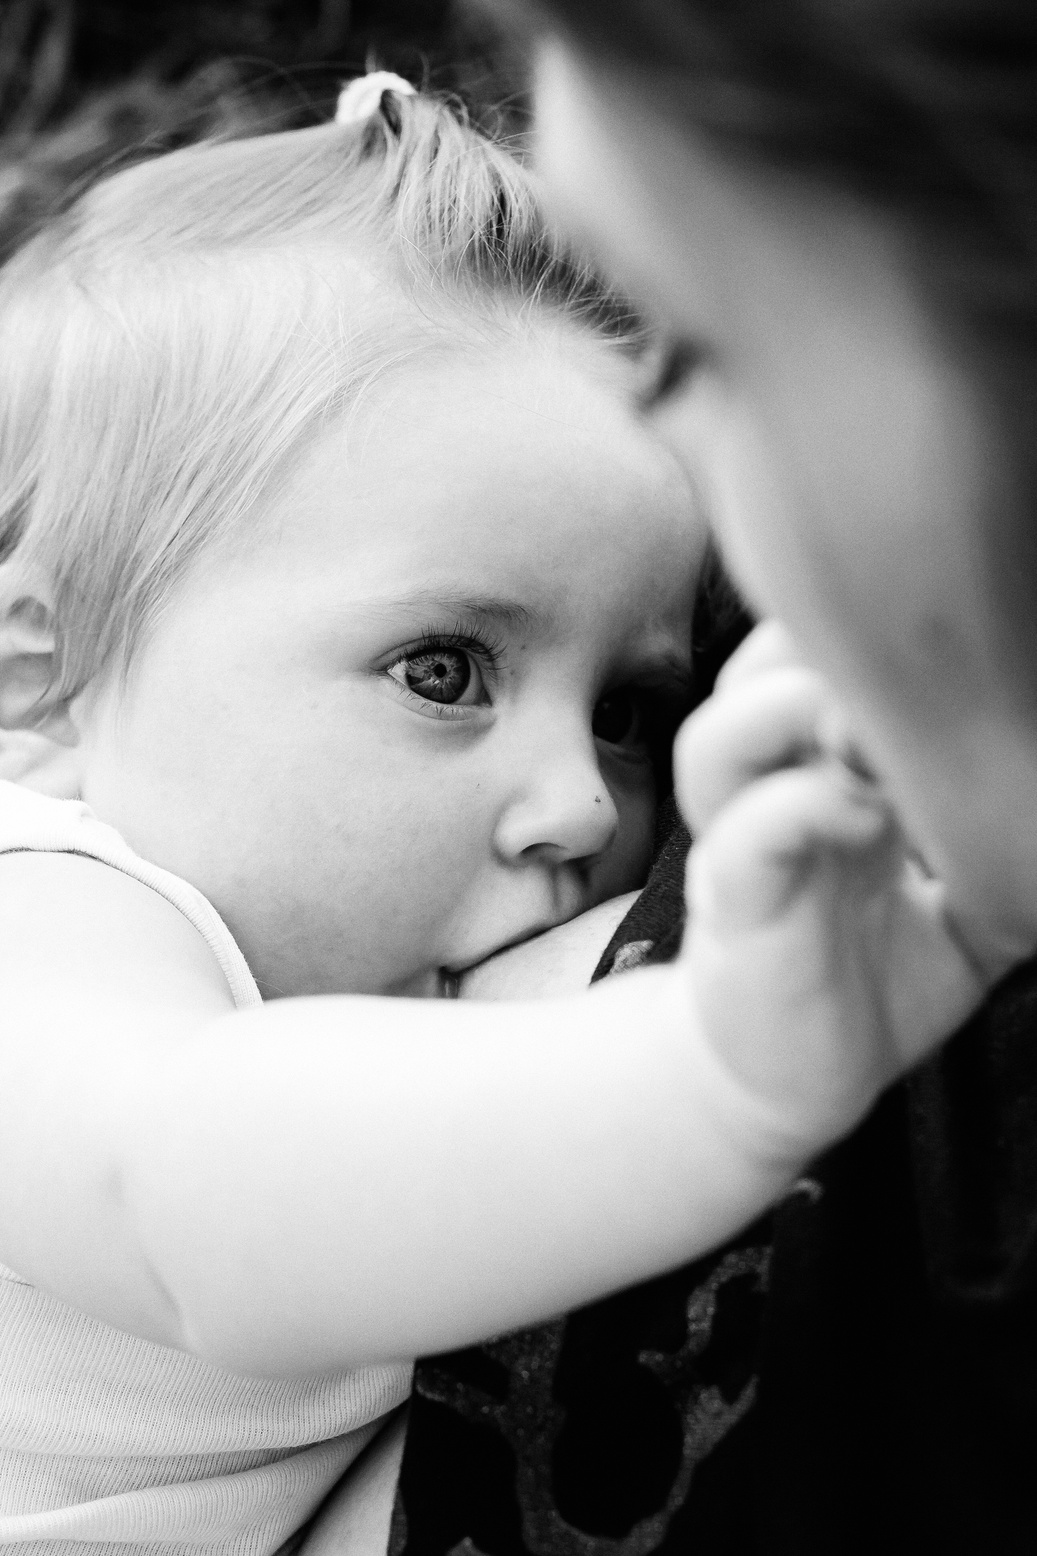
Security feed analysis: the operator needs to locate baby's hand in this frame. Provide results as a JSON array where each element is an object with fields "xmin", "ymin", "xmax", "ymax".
[{"xmin": 676, "ymin": 622, "xmax": 988, "ymax": 1151}]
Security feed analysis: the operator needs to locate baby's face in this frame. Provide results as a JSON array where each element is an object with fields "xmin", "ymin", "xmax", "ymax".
[
  {"xmin": 536, "ymin": 42, "xmax": 1037, "ymax": 970},
  {"xmin": 74, "ymin": 331, "xmax": 700, "ymax": 997}
]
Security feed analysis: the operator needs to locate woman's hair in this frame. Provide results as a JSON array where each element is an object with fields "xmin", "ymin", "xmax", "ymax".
[
  {"xmin": 530, "ymin": 0, "xmax": 1037, "ymax": 341},
  {"xmin": 531, "ymin": 0, "xmax": 1037, "ymax": 674},
  {"xmin": 0, "ymin": 85, "xmax": 631, "ymax": 704}
]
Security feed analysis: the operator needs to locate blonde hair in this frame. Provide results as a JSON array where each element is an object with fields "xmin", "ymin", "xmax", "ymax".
[{"xmin": 0, "ymin": 89, "xmax": 630, "ymax": 704}]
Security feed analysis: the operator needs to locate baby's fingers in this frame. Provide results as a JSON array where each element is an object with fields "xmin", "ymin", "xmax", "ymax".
[
  {"xmin": 676, "ymin": 666, "xmax": 830, "ymax": 835},
  {"xmin": 687, "ymin": 764, "xmax": 893, "ymax": 934},
  {"xmin": 713, "ymin": 620, "xmax": 803, "ymax": 693}
]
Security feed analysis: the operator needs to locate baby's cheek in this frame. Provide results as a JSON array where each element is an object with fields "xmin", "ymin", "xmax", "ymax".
[{"xmin": 604, "ymin": 780, "xmax": 657, "ymax": 897}]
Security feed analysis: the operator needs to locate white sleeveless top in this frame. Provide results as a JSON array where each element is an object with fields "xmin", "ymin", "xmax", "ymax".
[{"xmin": 0, "ymin": 781, "xmax": 412, "ymax": 1554}]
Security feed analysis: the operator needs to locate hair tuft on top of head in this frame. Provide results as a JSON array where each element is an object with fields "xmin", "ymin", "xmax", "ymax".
[
  {"xmin": 334, "ymin": 70, "xmax": 417, "ymax": 130},
  {"xmin": 0, "ymin": 86, "xmax": 635, "ymax": 708}
]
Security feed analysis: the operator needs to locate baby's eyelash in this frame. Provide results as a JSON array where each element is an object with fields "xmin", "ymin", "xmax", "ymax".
[
  {"xmin": 381, "ymin": 618, "xmax": 503, "ymax": 719},
  {"xmin": 413, "ymin": 619, "xmax": 504, "ymax": 667}
]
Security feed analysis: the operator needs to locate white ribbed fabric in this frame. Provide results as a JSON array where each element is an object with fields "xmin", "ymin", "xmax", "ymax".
[
  {"xmin": 0, "ymin": 780, "xmax": 412, "ymax": 1553},
  {"xmin": 0, "ymin": 780, "xmax": 262, "ymax": 1009}
]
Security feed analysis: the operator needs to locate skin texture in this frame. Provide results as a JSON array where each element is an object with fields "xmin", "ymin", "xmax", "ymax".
[
  {"xmin": 66, "ymin": 335, "xmax": 701, "ymax": 999},
  {"xmin": 0, "ymin": 727, "xmax": 78, "ymax": 795},
  {"xmin": 534, "ymin": 41, "xmax": 1037, "ymax": 981}
]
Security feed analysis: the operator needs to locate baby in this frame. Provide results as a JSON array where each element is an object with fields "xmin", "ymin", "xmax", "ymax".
[{"xmin": 0, "ymin": 77, "xmax": 983, "ymax": 1554}]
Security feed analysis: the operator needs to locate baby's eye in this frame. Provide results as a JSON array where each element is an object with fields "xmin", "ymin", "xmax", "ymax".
[
  {"xmin": 592, "ymin": 689, "xmax": 644, "ymax": 750},
  {"xmin": 593, "ymin": 684, "xmax": 692, "ymax": 782},
  {"xmin": 387, "ymin": 645, "xmax": 487, "ymax": 707}
]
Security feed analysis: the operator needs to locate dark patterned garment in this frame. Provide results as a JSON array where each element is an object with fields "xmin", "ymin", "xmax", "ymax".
[
  {"xmin": 751, "ymin": 955, "xmax": 1037, "ymax": 1554},
  {"xmin": 390, "ymin": 825, "xmax": 1037, "ymax": 1553}
]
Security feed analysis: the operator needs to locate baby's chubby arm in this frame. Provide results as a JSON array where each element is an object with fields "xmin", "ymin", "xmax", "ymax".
[
  {"xmin": 0, "ymin": 629, "xmax": 989, "ymax": 1379},
  {"xmin": 0, "ymin": 906, "xmax": 781, "ymax": 1377}
]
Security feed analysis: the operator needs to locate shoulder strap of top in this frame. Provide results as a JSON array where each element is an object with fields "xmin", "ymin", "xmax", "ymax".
[{"xmin": 0, "ymin": 780, "xmax": 262, "ymax": 1010}]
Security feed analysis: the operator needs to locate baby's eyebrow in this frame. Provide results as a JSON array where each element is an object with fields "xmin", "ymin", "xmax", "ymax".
[{"xmin": 362, "ymin": 590, "xmax": 543, "ymax": 634}]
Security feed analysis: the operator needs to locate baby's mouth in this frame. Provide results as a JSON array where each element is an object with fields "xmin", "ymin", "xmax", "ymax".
[
  {"xmin": 439, "ymin": 969, "xmax": 461, "ymax": 1000},
  {"xmin": 439, "ymin": 918, "xmax": 569, "ymax": 997}
]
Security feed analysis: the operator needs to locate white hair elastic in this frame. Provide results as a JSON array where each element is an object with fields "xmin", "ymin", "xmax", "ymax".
[{"xmin": 335, "ymin": 72, "xmax": 416, "ymax": 125}]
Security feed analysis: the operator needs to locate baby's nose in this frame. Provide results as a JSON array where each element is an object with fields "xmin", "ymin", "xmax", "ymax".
[{"xmin": 493, "ymin": 745, "xmax": 620, "ymax": 867}]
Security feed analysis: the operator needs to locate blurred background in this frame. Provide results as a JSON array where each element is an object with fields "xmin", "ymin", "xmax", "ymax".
[{"xmin": 0, "ymin": 0, "xmax": 524, "ymax": 260}]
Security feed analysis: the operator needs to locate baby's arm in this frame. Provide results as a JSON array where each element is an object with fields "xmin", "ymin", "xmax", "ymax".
[
  {"xmin": 0, "ymin": 634, "xmax": 989, "ymax": 1379},
  {"xmin": 0, "ymin": 868, "xmax": 786, "ymax": 1377}
]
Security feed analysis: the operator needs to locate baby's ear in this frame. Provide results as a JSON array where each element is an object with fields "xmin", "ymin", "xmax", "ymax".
[{"xmin": 0, "ymin": 567, "xmax": 77, "ymax": 748}]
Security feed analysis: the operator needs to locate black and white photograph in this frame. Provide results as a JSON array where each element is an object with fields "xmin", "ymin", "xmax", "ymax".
[{"xmin": 0, "ymin": 2, "xmax": 1034, "ymax": 1552}]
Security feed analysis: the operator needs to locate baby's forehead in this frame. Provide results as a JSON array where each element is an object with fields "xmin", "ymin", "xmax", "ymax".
[{"xmin": 294, "ymin": 335, "xmax": 696, "ymax": 544}]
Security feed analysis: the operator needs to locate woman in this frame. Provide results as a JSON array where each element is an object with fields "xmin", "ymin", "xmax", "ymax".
[{"xmin": 389, "ymin": 4, "xmax": 1037, "ymax": 1553}]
